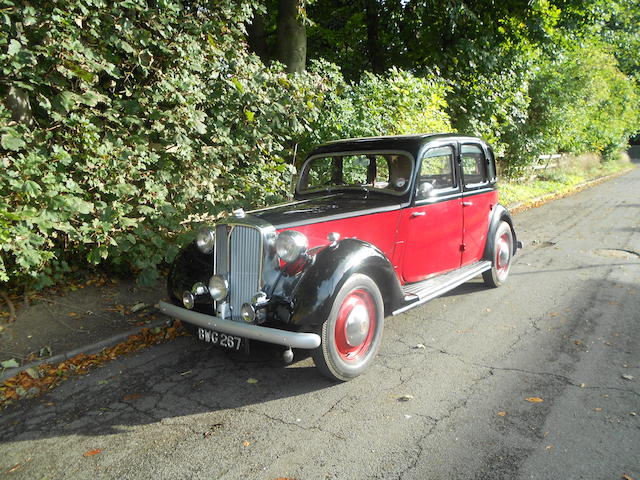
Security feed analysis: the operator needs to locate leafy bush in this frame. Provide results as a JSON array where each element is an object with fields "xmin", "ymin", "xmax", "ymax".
[{"xmin": 0, "ymin": 1, "xmax": 451, "ymax": 290}]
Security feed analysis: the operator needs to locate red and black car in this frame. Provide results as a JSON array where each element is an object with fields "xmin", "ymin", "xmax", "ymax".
[{"xmin": 159, "ymin": 134, "xmax": 521, "ymax": 381}]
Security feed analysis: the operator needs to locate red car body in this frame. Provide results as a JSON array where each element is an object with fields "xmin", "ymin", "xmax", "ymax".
[{"xmin": 160, "ymin": 134, "xmax": 520, "ymax": 380}]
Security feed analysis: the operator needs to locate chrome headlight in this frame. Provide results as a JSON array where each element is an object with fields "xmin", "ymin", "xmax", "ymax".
[
  {"xmin": 275, "ymin": 230, "xmax": 308, "ymax": 263},
  {"xmin": 208, "ymin": 274, "xmax": 228, "ymax": 301},
  {"xmin": 196, "ymin": 227, "xmax": 215, "ymax": 254}
]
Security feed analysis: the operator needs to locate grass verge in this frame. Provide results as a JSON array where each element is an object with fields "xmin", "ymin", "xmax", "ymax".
[{"xmin": 500, "ymin": 157, "xmax": 636, "ymax": 210}]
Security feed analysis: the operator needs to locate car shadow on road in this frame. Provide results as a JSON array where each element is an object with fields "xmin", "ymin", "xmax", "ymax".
[{"xmin": 0, "ymin": 336, "xmax": 337, "ymax": 443}]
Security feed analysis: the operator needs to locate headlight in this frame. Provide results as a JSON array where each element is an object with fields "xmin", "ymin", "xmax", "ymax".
[
  {"xmin": 196, "ymin": 227, "xmax": 215, "ymax": 254},
  {"xmin": 208, "ymin": 274, "xmax": 228, "ymax": 301},
  {"xmin": 275, "ymin": 230, "xmax": 308, "ymax": 263}
]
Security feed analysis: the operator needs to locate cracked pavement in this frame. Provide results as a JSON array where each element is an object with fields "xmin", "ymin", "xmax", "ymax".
[{"xmin": 1, "ymin": 167, "xmax": 639, "ymax": 479}]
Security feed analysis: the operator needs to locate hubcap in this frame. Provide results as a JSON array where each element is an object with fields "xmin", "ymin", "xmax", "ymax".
[
  {"xmin": 345, "ymin": 304, "xmax": 370, "ymax": 347},
  {"xmin": 496, "ymin": 232, "xmax": 512, "ymax": 280},
  {"xmin": 334, "ymin": 289, "xmax": 376, "ymax": 361},
  {"xmin": 498, "ymin": 240, "xmax": 510, "ymax": 267}
]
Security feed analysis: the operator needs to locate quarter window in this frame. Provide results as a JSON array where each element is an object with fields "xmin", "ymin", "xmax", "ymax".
[{"xmin": 461, "ymin": 144, "xmax": 488, "ymax": 188}]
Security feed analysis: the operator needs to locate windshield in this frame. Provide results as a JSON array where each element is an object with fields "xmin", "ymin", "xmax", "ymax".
[{"xmin": 298, "ymin": 152, "xmax": 413, "ymax": 196}]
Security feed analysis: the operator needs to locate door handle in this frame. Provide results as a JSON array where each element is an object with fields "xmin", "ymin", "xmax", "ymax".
[
  {"xmin": 462, "ymin": 201, "xmax": 473, "ymax": 207},
  {"xmin": 410, "ymin": 211, "xmax": 426, "ymax": 217}
]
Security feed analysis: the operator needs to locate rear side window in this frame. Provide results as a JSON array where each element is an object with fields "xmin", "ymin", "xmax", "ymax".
[{"xmin": 461, "ymin": 144, "xmax": 488, "ymax": 188}]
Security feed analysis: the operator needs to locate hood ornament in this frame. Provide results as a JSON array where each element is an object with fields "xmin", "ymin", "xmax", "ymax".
[{"xmin": 232, "ymin": 208, "xmax": 246, "ymax": 218}]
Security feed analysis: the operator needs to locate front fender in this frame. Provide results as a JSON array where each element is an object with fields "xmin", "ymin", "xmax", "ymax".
[
  {"xmin": 285, "ymin": 238, "xmax": 404, "ymax": 326},
  {"xmin": 483, "ymin": 204, "xmax": 520, "ymax": 260},
  {"xmin": 167, "ymin": 241, "xmax": 214, "ymax": 308}
]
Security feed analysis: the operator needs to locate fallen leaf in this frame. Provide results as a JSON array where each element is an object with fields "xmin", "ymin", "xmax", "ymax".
[
  {"xmin": 574, "ymin": 340, "xmax": 582, "ymax": 345},
  {"xmin": 398, "ymin": 394, "xmax": 414, "ymax": 402},
  {"xmin": 7, "ymin": 463, "xmax": 22, "ymax": 473},
  {"xmin": 242, "ymin": 440, "xmax": 251, "ymax": 447},
  {"xmin": 130, "ymin": 302, "xmax": 149, "ymax": 313},
  {"xmin": 1, "ymin": 358, "xmax": 19, "ymax": 369},
  {"xmin": 246, "ymin": 378, "xmax": 258, "ymax": 384},
  {"xmin": 525, "ymin": 397, "xmax": 544, "ymax": 403},
  {"xmin": 497, "ymin": 411, "xmax": 507, "ymax": 417},
  {"xmin": 68, "ymin": 312, "xmax": 79, "ymax": 317},
  {"xmin": 594, "ymin": 408, "xmax": 602, "ymax": 412},
  {"xmin": 413, "ymin": 344, "xmax": 426, "ymax": 349},
  {"xmin": 580, "ymin": 383, "xmax": 586, "ymax": 388},
  {"xmin": 630, "ymin": 412, "xmax": 637, "ymax": 416},
  {"xmin": 544, "ymin": 445, "xmax": 554, "ymax": 451},
  {"xmin": 83, "ymin": 449, "xmax": 102, "ymax": 457},
  {"xmin": 123, "ymin": 393, "xmax": 144, "ymax": 401},
  {"xmin": 622, "ymin": 475, "xmax": 635, "ymax": 480},
  {"xmin": 621, "ymin": 374, "xmax": 634, "ymax": 381}
]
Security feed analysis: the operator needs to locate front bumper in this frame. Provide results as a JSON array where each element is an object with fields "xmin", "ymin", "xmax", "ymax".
[{"xmin": 158, "ymin": 301, "xmax": 321, "ymax": 349}]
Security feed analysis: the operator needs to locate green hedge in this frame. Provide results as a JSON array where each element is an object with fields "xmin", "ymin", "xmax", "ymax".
[{"xmin": 0, "ymin": 0, "xmax": 451, "ymax": 289}]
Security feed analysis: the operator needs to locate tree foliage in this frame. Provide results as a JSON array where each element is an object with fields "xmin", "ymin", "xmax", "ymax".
[{"xmin": 0, "ymin": 0, "xmax": 451, "ymax": 289}]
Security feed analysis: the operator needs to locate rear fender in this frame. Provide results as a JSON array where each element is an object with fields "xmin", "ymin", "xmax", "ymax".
[{"xmin": 483, "ymin": 204, "xmax": 519, "ymax": 260}]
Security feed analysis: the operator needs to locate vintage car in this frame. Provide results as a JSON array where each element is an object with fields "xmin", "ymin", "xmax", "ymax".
[{"xmin": 159, "ymin": 134, "xmax": 521, "ymax": 381}]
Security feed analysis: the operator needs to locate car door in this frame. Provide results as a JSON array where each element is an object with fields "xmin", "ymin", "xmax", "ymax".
[
  {"xmin": 459, "ymin": 143, "xmax": 498, "ymax": 266},
  {"xmin": 399, "ymin": 144, "xmax": 463, "ymax": 283}
]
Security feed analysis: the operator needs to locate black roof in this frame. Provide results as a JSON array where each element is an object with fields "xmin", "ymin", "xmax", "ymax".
[{"xmin": 308, "ymin": 133, "xmax": 485, "ymax": 159}]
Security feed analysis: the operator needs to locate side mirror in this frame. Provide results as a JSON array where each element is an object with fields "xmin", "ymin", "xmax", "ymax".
[{"xmin": 416, "ymin": 181, "xmax": 435, "ymax": 199}]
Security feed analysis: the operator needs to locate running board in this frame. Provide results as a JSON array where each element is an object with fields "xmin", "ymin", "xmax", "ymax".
[{"xmin": 392, "ymin": 261, "xmax": 492, "ymax": 315}]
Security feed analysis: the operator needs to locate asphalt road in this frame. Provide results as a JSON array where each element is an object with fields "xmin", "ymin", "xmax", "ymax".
[{"xmin": 1, "ymin": 168, "xmax": 639, "ymax": 480}]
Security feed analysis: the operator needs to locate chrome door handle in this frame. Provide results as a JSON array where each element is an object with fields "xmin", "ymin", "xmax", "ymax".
[
  {"xmin": 462, "ymin": 201, "xmax": 473, "ymax": 207},
  {"xmin": 410, "ymin": 211, "xmax": 426, "ymax": 217}
]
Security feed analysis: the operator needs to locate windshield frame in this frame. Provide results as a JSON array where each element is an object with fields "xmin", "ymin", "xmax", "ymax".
[{"xmin": 295, "ymin": 149, "xmax": 416, "ymax": 198}]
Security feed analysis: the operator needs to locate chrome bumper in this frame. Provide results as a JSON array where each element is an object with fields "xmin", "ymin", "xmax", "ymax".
[{"xmin": 158, "ymin": 301, "xmax": 321, "ymax": 349}]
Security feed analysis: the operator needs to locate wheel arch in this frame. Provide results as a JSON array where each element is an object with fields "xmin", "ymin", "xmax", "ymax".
[
  {"xmin": 288, "ymin": 238, "xmax": 404, "ymax": 326},
  {"xmin": 483, "ymin": 204, "xmax": 519, "ymax": 260}
]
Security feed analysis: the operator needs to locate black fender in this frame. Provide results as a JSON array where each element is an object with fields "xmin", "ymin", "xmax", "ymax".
[
  {"xmin": 287, "ymin": 238, "xmax": 404, "ymax": 327},
  {"xmin": 483, "ymin": 204, "xmax": 520, "ymax": 261},
  {"xmin": 166, "ymin": 241, "xmax": 214, "ymax": 309}
]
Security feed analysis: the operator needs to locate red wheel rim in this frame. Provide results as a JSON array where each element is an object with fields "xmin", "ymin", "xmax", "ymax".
[
  {"xmin": 496, "ymin": 232, "xmax": 511, "ymax": 278},
  {"xmin": 334, "ymin": 289, "xmax": 376, "ymax": 361}
]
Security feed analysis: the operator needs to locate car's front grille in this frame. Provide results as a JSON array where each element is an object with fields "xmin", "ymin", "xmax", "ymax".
[{"xmin": 215, "ymin": 224, "xmax": 263, "ymax": 321}]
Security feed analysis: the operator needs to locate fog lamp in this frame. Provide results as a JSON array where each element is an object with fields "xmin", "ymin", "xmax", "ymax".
[
  {"xmin": 182, "ymin": 291, "xmax": 195, "ymax": 310},
  {"xmin": 240, "ymin": 303, "xmax": 256, "ymax": 323},
  {"xmin": 208, "ymin": 275, "xmax": 228, "ymax": 301}
]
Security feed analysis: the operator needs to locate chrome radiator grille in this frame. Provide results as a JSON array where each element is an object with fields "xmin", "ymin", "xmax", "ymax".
[{"xmin": 215, "ymin": 224, "xmax": 263, "ymax": 321}]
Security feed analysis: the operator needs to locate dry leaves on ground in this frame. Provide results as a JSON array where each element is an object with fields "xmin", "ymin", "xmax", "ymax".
[
  {"xmin": 0, "ymin": 322, "xmax": 186, "ymax": 408},
  {"xmin": 525, "ymin": 397, "xmax": 544, "ymax": 403}
]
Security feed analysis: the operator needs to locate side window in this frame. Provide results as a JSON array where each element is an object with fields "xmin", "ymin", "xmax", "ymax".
[
  {"xmin": 417, "ymin": 146, "xmax": 455, "ymax": 199},
  {"xmin": 461, "ymin": 144, "xmax": 488, "ymax": 188}
]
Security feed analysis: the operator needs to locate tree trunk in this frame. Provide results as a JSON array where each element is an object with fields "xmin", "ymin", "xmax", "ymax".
[
  {"xmin": 365, "ymin": 0, "xmax": 385, "ymax": 73},
  {"xmin": 247, "ymin": 12, "xmax": 270, "ymax": 64},
  {"xmin": 277, "ymin": 0, "xmax": 306, "ymax": 73},
  {"xmin": 4, "ymin": 85, "xmax": 34, "ymax": 126}
]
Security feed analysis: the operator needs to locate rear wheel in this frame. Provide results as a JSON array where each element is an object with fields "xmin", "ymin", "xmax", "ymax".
[
  {"xmin": 483, "ymin": 221, "xmax": 513, "ymax": 287},
  {"xmin": 312, "ymin": 274, "xmax": 384, "ymax": 381}
]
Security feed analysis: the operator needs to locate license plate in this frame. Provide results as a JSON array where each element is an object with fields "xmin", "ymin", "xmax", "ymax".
[{"xmin": 197, "ymin": 328, "xmax": 242, "ymax": 351}]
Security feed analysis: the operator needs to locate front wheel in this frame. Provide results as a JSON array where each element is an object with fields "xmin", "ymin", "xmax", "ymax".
[
  {"xmin": 483, "ymin": 221, "xmax": 514, "ymax": 288},
  {"xmin": 311, "ymin": 274, "xmax": 384, "ymax": 381}
]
